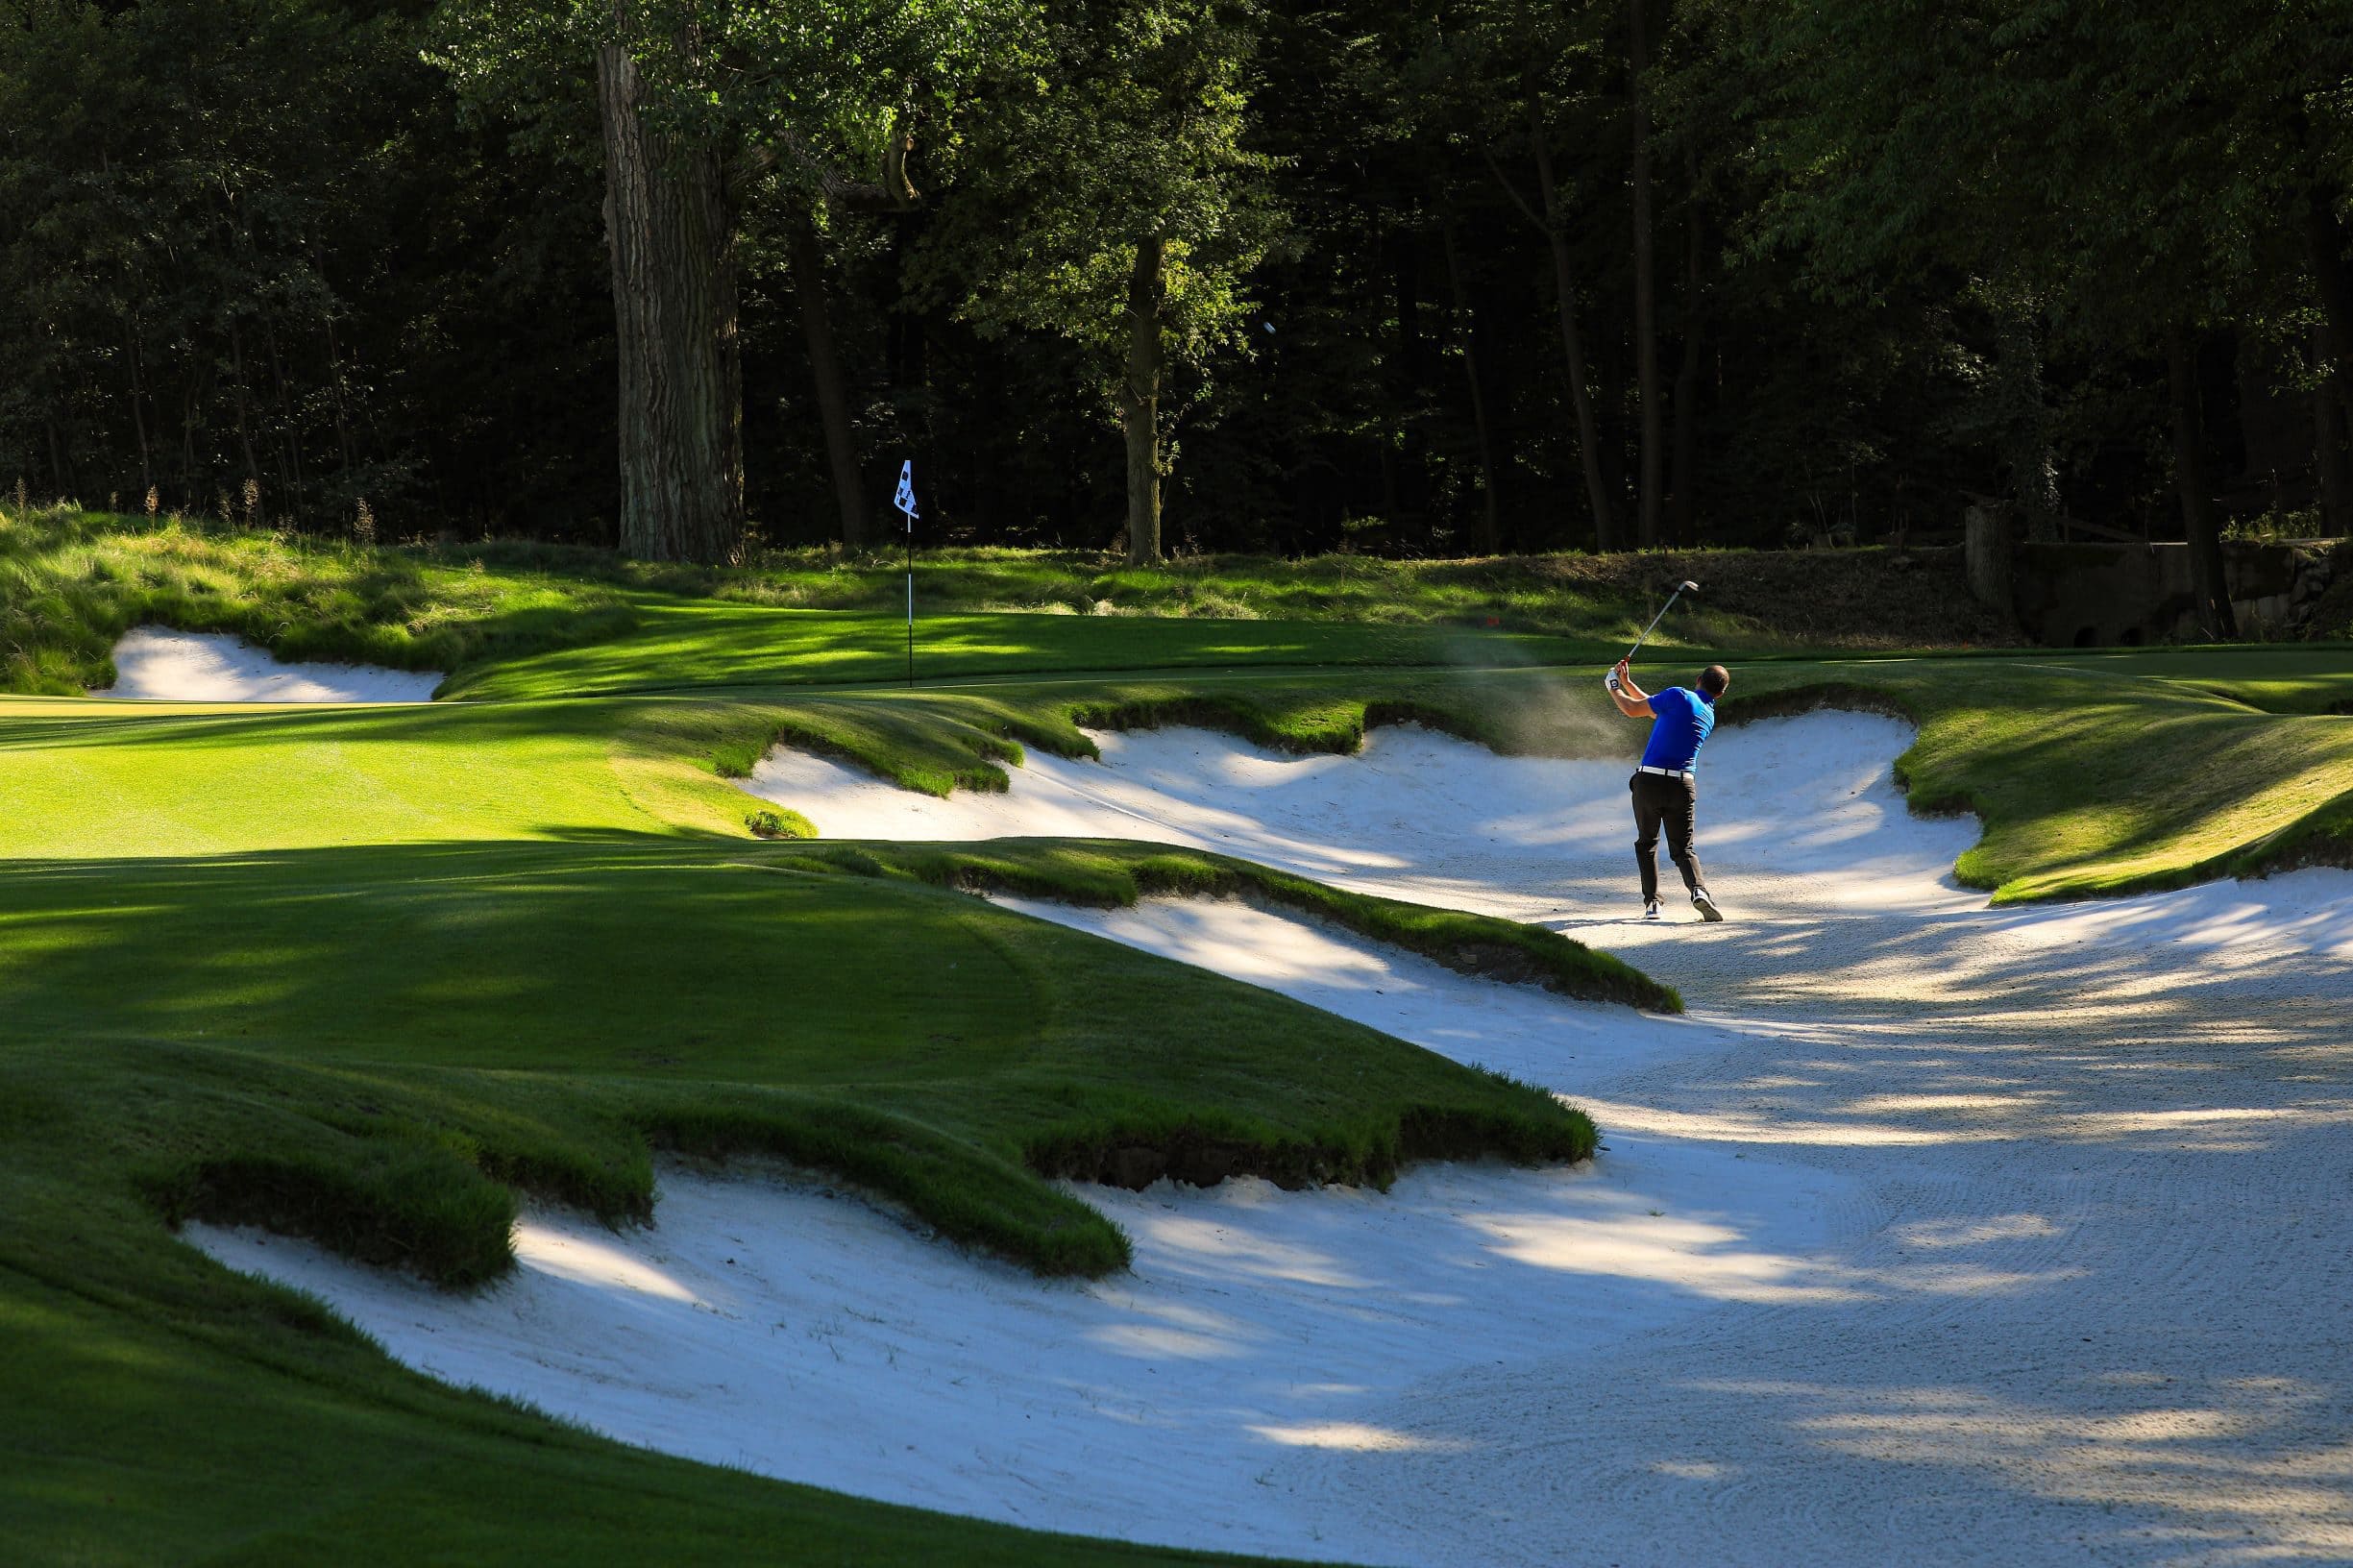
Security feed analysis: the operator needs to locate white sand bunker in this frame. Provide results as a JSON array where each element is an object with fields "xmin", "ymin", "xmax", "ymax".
[
  {"xmin": 751, "ymin": 712, "xmax": 1987, "ymax": 926},
  {"xmin": 191, "ymin": 884, "xmax": 1849, "ymax": 1563},
  {"xmin": 195, "ymin": 714, "xmax": 2353, "ymax": 1565},
  {"xmin": 90, "ymin": 625, "xmax": 440, "ymax": 702},
  {"xmin": 194, "ymin": 1134, "xmax": 1848, "ymax": 1564}
]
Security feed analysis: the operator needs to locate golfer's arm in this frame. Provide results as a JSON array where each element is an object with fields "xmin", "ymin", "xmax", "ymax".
[{"xmin": 1610, "ymin": 683, "xmax": 1654, "ymax": 718}]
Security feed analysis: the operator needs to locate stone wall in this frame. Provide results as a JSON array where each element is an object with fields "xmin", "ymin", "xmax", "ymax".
[{"xmin": 2002, "ymin": 538, "xmax": 2346, "ymax": 646}]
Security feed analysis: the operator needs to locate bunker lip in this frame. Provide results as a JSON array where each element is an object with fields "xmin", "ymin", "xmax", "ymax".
[{"xmin": 89, "ymin": 625, "xmax": 443, "ymax": 703}]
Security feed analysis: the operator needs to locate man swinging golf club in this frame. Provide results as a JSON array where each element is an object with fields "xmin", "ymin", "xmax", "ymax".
[{"xmin": 1605, "ymin": 581, "xmax": 1727, "ymax": 922}]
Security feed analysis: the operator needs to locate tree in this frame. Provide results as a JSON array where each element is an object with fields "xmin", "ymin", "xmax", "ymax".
[
  {"xmin": 434, "ymin": 0, "xmax": 1007, "ymax": 561},
  {"xmin": 1625, "ymin": 0, "xmax": 1663, "ymax": 546},
  {"xmin": 592, "ymin": 37, "xmax": 742, "ymax": 562},
  {"xmin": 0, "ymin": 0, "xmax": 538, "ymax": 525},
  {"xmin": 933, "ymin": 0, "xmax": 1275, "ymax": 563},
  {"xmin": 20, "ymin": 0, "xmax": 2350, "ymax": 573},
  {"xmin": 1428, "ymin": 0, "xmax": 1618, "ymax": 550},
  {"xmin": 1738, "ymin": 0, "xmax": 2298, "ymax": 633}
]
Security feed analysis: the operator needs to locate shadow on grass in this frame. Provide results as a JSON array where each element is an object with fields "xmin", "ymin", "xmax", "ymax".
[{"xmin": 0, "ymin": 837, "xmax": 1595, "ymax": 1287}]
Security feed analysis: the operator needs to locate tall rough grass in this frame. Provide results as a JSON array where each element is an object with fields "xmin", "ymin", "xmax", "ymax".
[{"xmin": 0, "ymin": 506, "xmax": 635, "ymax": 695}]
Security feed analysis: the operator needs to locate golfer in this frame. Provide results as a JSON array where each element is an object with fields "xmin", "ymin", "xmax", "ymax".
[{"xmin": 1608, "ymin": 659, "xmax": 1729, "ymax": 921}]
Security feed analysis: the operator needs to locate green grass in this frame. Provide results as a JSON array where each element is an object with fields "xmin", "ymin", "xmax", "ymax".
[
  {"xmin": 762, "ymin": 838, "xmax": 1680, "ymax": 1012},
  {"xmin": 0, "ymin": 506, "xmax": 642, "ymax": 695},
  {"xmin": 438, "ymin": 597, "xmax": 1585, "ymax": 699},
  {"xmin": 0, "ymin": 503, "xmax": 2047, "ymax": 702},
  {"xmin": 0, "ymin": 676, "xmax": 1606, "ymax": 1558},
  {"xmin": 1712, "ymin": 649, "xmax": 2353, "ymax": 898},
  {"xmin": 4, "ymin": 505, "xmax": 2350, "ymax": 1561},
  {"xmin": 0, "ymin": 833, "xmax": 1597, "ymax": 1561},
  {"xmin": 4, "ymin": 1239, "xmax": 1282, "ymax": 1564}
]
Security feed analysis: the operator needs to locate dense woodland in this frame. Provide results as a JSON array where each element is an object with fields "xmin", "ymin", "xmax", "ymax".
[{"xmin": 6, "ymin": 1, "xmax": 2353, "ymax": 606}]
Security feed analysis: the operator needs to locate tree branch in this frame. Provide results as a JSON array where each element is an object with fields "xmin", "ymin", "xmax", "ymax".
[
  {"xmin": 738, "ymin": 122, "xmax": 918, "ymax": 213},
  {"xmin": 1482, "ymin": 144, "xmax": 1548, "ymax": 234}
]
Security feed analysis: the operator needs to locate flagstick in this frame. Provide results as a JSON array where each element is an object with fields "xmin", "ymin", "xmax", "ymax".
[{"xmin": 896, "ymin": 459, "xmax": 917, "ymax": 689}]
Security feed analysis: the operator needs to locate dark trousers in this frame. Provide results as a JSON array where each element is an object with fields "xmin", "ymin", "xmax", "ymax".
[{"xmin": 1630, "ymin": 771, "xmax": 1704, "ymax": 902}]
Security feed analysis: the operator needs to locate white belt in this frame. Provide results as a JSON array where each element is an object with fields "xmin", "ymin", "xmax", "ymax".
[{"xmin": 1636, "ymin": 765, "xmax": 1693, "ymax": 777}]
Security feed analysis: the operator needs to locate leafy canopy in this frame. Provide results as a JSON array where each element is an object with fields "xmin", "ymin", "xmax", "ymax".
[
  {"xmin": 931, "ymin": 0, "xmax": 1280, "ymax": 400},
  {"xmin": 429, "ymin": 0, "xmax": 1023, "ymax": 196}
]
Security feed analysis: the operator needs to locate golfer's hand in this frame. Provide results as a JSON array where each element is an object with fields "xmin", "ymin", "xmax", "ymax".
[{"xmin": 1613, "ymin": 659, "xmax": 1631, "ymax": 684}]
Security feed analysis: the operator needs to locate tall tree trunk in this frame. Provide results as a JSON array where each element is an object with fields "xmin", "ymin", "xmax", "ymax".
[
  {"xmin": 228, "ymin": 318, "xmax": 259, "ymax": 486},
  {"xmin": 2303, "ymin": 184, "xmax": 2353, "ymax": 420},
  {"xmin": 1530, "ymin": 108, "xmax": 1614, "ymax": 551},
  {"xmin": 880, "ymin": 209, "xmax": 931, "ymax": 544},
  {"xmin": 1118, "ymin": 233, "xmax": 1165, "ymax": 564},
  {"xmin": 1440, "ymin": 208, "xmax": 1502, "ymax": 553},
  {"xmin": 124, "ymin": 318, "xmax": 153, "ymax": 496},
  {"xmin": 1599, "ymin": 328, "xmax": 1630, "ymax": 525},
  {"xmin": 1391, "ymin": 230, "xmax": 1427, "ymax": 385},
  {"xmin": 323, "ymin": 305, "xmax": 355, "ymax": 478},
  {"xmin": 1993, "ymin": 299, "xmax": 2057, "ymax": 538},
  {"xmin": 1387, "ymin": 230, "xmax": 1427, "ymax": 531},
  {"xmin": 1628, "ymin": 0, "xmax": 1663, "ymax": 548},
  {"xmin": 597, "ymin": 42, "xmax": 744, "ymax": 563},
  {"xmin": 2165, "ymin": 325, "xmax": 2239, "ymax": 640},
  {"xmin": 265, "ymin": 321, "xmax": 303, "ymax": 515},
  {"xmin": 182, "ymin": 376, "xmax": 200, "ymax": 495},
  {"xmin": 1668, "ymin": 184, "xmax": 1705, "ymax": 547},
  {"xmin": 787, "ymin": 207, "xmax": 866, "ymax": 548},
  {"xmin": 2318, "ymin": 326, "xmax": 2351, "ymax": 534}
]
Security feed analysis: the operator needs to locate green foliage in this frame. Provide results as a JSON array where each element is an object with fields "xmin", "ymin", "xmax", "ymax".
[
  {"xmin": 13, "ymin": 0, "xmax": 2353, "ymax": 556},
  {"xmin": 1745, "ymin": 0, "xmax": 2353, "ymax": 349},
  {"xmin": 937, "ymin": 0, "xmax": 1277, "ymax": 390},
  {"xmin": 0, "ymin": 0, "xmax": 616, "ymax": 533},
  {"xmin": 432, "ymin": 0, "xmax": 1016, "ymax": 185}
]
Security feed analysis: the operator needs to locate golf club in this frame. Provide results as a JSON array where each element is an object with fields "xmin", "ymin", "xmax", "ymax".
[{"xmin": 1607, "ymin": 580, "xmax": 1698, "ymax": 693}]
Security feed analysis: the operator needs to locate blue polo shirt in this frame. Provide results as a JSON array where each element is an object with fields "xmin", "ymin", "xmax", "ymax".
[{"xmin": 1640, "ymin": 685, "xmax": 1716, "ymax": 771}]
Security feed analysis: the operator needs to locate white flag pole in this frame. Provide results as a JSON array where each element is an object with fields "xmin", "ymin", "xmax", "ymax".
[{"xmin": 894, "ymin": 460, "xmax": 918, "ymax": 688}]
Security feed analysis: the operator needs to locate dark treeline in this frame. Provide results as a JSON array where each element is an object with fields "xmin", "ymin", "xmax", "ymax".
[{"xmin": 5, "ymin": 0, "xmax": 2352, "ymax": 597}]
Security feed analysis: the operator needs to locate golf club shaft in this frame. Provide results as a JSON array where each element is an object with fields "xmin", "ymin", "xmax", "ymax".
[{"xmin": 1623, "ymin": 589, "xmax": 1685, "ymax": 664}]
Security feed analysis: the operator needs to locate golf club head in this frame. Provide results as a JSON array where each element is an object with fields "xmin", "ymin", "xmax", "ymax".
[{"xmin": 1679, "ymin": 580, "xmax": 1699, "ymax": 594}]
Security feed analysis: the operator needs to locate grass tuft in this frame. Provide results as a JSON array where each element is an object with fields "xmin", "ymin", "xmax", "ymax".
[{"xmin": 146, "ymin": 1137, "xmax": 518, "ymax": 1290}]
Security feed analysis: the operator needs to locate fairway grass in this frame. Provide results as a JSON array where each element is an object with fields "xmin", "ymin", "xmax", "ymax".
[{"xmin": 4, "ymin": 508, "xmax": 2349, "ymax": 1561}]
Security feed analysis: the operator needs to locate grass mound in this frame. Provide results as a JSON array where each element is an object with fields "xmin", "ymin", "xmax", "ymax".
[
  {"xmin": 756, "ymin": 839, "xmax": 1678, "ymax": 1013},
  {"xmin": 1717, "ymin": 654, "xmax": 2353, "ymax": 899},
  {"xmin": 0, "ymin": 505, "xmax": 639, "ymax": 694},
  {"xmin": 154, "ymin": 1141, "xmax": 521, "ymax": 1289},
  {"xmin": 0, "ymin": 840, "xmax": 1597, "ymax": 1291}
]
